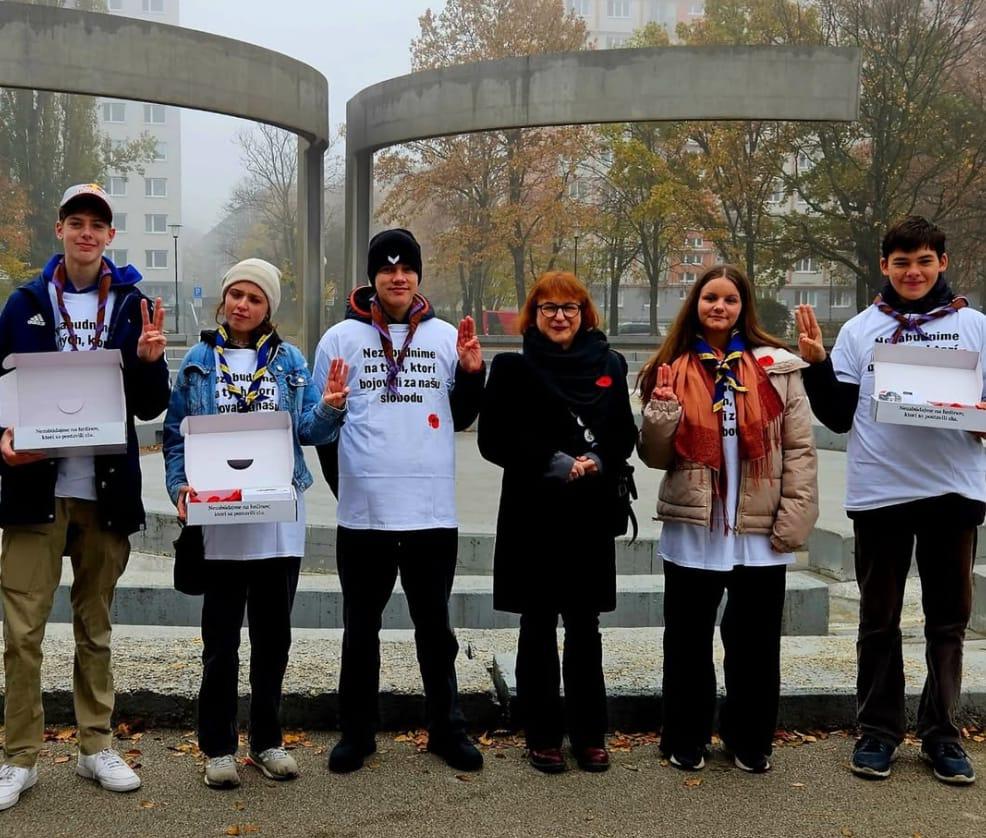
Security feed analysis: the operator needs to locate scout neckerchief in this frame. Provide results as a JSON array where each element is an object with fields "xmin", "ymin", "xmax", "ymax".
[
  {"xmin": 214, "ymin": 324, "xmax": 274, "ymax": 412},
  {"xmin": 51, "ymin": 257, "xmax": 112, "ymax": 351},
  {"xmin": 694, "ymin": 330, "xmax": 748, "ymax": 412},
  {"xmin": 873, "ymin": 293, "xmax": 968, "ymax": 344},
  {"xmin": 370, "ymin": 293, "xmax": 429, "ymax": 396}
]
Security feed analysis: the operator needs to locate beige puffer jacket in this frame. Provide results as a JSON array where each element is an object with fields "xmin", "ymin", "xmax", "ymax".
[{"xmin": 637, "ymin": 346, "xmax": 819, "ymax": 552}]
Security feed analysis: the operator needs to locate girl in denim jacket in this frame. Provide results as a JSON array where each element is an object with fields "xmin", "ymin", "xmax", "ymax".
[{"xmin": 163, "ymin": 258, "xmax": 348, "ymax": 789}]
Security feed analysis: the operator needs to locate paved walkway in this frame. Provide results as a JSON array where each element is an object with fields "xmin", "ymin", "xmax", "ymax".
[{"xmin": 1, "ymin": 728, "xmax": 983, "ymax": 838}]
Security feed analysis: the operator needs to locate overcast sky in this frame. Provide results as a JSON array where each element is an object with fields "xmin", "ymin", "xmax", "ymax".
[{"xmin": 178, "ymin": 0, "xmax": 442, "ymax": 232}]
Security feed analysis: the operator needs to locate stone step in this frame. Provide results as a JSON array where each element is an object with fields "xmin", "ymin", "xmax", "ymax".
[
  {"xmin": 0, "ymin": 559, "xmax": 830, "ymax": 635},
  {"xmin": 974, "ymin": 567, "xmax": 986, "ymax": 634},
  {"xmin": 5, "ymin": 624, "xmax": 984, "ymax": 732}
]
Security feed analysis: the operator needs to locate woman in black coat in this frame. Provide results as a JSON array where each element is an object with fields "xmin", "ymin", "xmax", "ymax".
[{"xmin": 478, "ymin": 271, "xmax": 637, "ymax": 774}]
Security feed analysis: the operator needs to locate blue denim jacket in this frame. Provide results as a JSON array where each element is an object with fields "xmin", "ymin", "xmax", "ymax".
[{"xmin": 163, "ymin": 336, "xmax": 345, "ymax": 503}]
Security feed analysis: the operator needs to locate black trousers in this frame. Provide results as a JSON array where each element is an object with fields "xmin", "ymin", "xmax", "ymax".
[
  {"xmin": 198, "ymin": 556, "xmax": 301, "ymax": 758},
  {"xmin": 852, "ymin": 498, "xmax": 977, "ymax": 746},
  {"xmin": 516, "ymin": 610, "xmax": 607, "ymax": 751},
  {"xmin": 660, "ymin": 560, "xmax": 787, "ymax": 758},
  {"xmin": 336, "ymin": 526, "xmax": 465, "ymax": 741}
]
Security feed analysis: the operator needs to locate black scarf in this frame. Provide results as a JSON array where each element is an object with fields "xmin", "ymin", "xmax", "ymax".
[
  {"xmin": 522, "ymin": 326, "xmax": 613, "ymax": 410},
  {"xmin": 876, "ymin": 274, "xmax": 956, "ymax": 314}
]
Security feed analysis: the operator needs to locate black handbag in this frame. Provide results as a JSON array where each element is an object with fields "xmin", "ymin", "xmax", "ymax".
[
  {"xmin": 172, "ymin": 522, "xmax": 205, "ymax": 595},
  {"xmin": 612, "ymin": 463, "xmax": 639, "ymax": 543}
]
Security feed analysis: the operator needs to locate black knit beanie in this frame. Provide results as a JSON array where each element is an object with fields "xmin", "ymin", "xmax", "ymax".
[{"xmin": 367, "ymin": 228, "xmax": 422, "ymax": 284}]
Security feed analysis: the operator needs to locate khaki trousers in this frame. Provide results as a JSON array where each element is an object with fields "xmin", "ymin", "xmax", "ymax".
[{"xmin": 1, "ymin": 498, "xmax": 130, "ymax": 768}]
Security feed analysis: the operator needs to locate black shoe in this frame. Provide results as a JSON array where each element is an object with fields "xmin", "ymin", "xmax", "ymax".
[
  {"xmin": 328, "ymin": 736, "xmax": 376, "ymax": 773},
  {"xmin": 733, "ymin": 751, "xmax": 771, "ymax": 774},
  {"xmin": 667, "ymin": 746, "xmax": 706, "ymax": 771},
  {"xmin": 428, "ymin": 733, "xmax": 484, "ymax": 772},
  {"xmin": 850, "ymin": 735, "xmax": 897, "ymax": 779},
  {"xmin": 920, "ymin": 742, "xmax": 976, "ymax": 785}
]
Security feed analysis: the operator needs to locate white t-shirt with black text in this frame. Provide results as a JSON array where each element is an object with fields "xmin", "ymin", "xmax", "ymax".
[
  {"xmin": 201, "ymin": 347, "xmax": 306, "ymax": 560},
  {"xmin": 49, "ymin": 283, "xmax": 117, "ymax": 501},
  {"xmin": 832, "ymin": 304, "xmax": 986, "ymax": 511}
]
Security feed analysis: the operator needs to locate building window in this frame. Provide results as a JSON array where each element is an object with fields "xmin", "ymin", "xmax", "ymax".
[
  {"xmin": 142, "ymin": 0, "xmax": 164, "ymax": 11},
  {"xmin": 685, "ymin": 235, "xmax": 703, "ymax": 248},
  {"xmin": 607, "ymin": 0, "xmax": 630, "ymax": 18},
  {"xmin": 568, "ymin": 179, "xmax": 589, "ymax": 200},
  {"xmin": 106, "ymin": 176, "xmax": 127, "ymax": 197},
  {"xmin": 101, "ymin": 102, "xmax": 125, "ymax": 123},
  {"xmin": 796, "ymin": 290, "xmax": 818, "ymax": 306},
  {"xmin": 606, "ymin": 36, "xmax": 627, "ymax": 48},
  {"xmin": 689, "ymin": 2, "xmax": 705, "ymax": 15},
  {"xmin": 795, "ymin": 257, "xmax": 818, "ymax": 273},
  {"xmin": 682, "ymin": 272, "xmax": 697, "ymax": 284},
  {"xmin": 151, "ymin": 141, "xmax": 167, "ymax": 162},
  {"xmin": 144, "ymin": 104, "xmax": 166, "ymax": 124},
  {"xmin": 145, "ymin": 213, "xmax": 168, "ymax": 233},
  {"xmin": 766, "ymin": 179, "xmax": 785, "ymax": 204},
  {"xmin": 568, "ymin": 0, "xmax": 591, "ymax": 13},
  {"xmin": 105, "ymin": 249, "xmax": 128, "ymax": 265},
  {"xmin": 796, "ymin": 151, "xmax": 814, "ymax": 173},
  {"xmin": 113, "ymin": 213, "xmax": 127, "ymax": 232},
  {"xmin": 145, "ymin": 250, "xmax": 168, "ymax": 269},
  {"xmin": 145, "ymin": 178, "xmax": 167, "ymax": 198},
  {"xmin": 832, "ymin": 289, "xmax": 852, "ymax": 308},
  {"xmin": 681, "ymin": 254, "xmax": 702, "ymax": 265}
]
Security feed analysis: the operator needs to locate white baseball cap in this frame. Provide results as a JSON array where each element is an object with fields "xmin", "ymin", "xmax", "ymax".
[{"xmin": 58, "ymin": 183, "xmax": 113, "ymax": 222}]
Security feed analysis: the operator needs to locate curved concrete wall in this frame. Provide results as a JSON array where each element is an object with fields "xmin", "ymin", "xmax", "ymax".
[
  {"xmin": 344, "ymin": 46, "xmax": 861, "ymax": 285},
  {"xmin": 0, "ymin": 1, "xmax": 328, "ymax": 356}
]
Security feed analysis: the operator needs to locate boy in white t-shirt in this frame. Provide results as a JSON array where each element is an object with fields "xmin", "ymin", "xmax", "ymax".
[
  {"xmin": 0, "ymin": 184, "xmax": 171, "ymax": 810},
  {"xmin": 796, "ymin": 217, "xmax": 983, "ymax": 785}
]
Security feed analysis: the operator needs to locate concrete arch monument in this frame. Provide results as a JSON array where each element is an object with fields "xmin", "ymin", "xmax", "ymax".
[
  {"xmin": 346, "ymin": 45, "xmax": 861, "ymax": 288},
  {"xmin": 0, "ymin": 1, "xmax": 328, "ymax": 356}
]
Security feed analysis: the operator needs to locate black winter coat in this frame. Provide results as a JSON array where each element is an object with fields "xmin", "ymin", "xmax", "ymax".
[{"xmin": 478, "ymin": 345, "xmax": 637, "ymax": 614}]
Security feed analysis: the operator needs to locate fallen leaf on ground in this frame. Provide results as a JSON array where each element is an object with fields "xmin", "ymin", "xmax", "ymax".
[
  {"xmin": 53, "ymin": 755, "xmax": 71, "ymax": 765},
  {"xmin": 683, "ymin": 777, "xmax": 703, "ymax": 788},
  {"xmin": 455, "ymin": 774, "xmax": 474, "ymax": 782},
  {"xmin": 790, "ymin": 782, "xmax": 806, "ymax": 788},
  {"xmin": 139, "ymin": 800, "xmax": 158, "ymax": 809},
  {"xmin": 233, "ymin": 801, "xmax": 246, "ymax": 812},
  {"xmin": 623, "ymin": 764, "xmax": 640, "ymax": 772}
]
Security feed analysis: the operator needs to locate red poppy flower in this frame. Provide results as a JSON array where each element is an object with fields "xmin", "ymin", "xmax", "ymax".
[
  {"xmin": 427, "ymin": 413, "xmax": 440, "ymax": 429},
  {"xmin": 596, "ymin": 375, "xmax": 613, "ymax": 388},
  {"xmin": 757, "ymin": 355, "xmax": 774, "ymax": 367}
]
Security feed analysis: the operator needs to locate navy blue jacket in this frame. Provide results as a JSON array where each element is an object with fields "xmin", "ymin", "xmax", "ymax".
[{"xmin": 0, "ymin": 257, "xmax": 171, "ymax": 534}]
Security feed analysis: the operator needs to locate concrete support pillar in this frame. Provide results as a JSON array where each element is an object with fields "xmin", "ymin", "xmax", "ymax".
[
  {"xmin": 344, "ymin": 148, "xmax": 372, "ymax": 297},
  {"xmin": 298, "ymin": 137, "xmax": 327, "ymax": 360}
]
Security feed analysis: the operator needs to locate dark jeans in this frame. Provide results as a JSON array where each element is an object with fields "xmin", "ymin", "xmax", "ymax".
[
  {"xmin": 516, "ymin": 610, "xmax": 607, "ymax": 751},
  {"xmin": 336, "ymin": 526, "xmax": 465, "ymax": 741},
  {"xmin": 852, "ymin": 498, "xmax": 977, "ymax": 746},
  {"xmin": 660, "ymin": 560, "xmax": 787, "ymax": 758},
  {"xmin": 198, "ymin": 556, "xmax": 301, "ymax": 758}
]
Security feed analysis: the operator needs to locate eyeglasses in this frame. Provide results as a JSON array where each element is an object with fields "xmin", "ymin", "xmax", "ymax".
[{"xmin": 536, "ymin": 302, "xmax": 582, "ymax": 319}]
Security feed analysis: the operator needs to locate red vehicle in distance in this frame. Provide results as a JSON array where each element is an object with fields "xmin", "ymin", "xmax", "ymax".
[{"xmin": 481, "ymin": 310, "xmax": 518, "ymax": 335}]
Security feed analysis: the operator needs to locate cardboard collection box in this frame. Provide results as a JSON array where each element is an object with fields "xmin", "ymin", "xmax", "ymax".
[
  {"xmin": 870, "ymin": 343, "xmax": 986, "ymax": 432},
  {"xmin": 183, "ymin": 411, "xmax": 297, "ymax": 525},
  {"xmin": 0, "ymin": 349, "xmax": 127, "ymax": 456}
]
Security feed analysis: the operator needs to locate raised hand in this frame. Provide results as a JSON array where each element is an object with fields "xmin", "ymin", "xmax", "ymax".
[
  {"xmin": 456, "ymin": 315, "xmax": 483, "ymax": 373},
  {"xmin": 322, "ymin": 357, "xmax": 350, "ymax": 409},
  {"xmin": 137, "ymin": 297, "xmax": 167, "ymax": 363},
  {"xmin": 794, "ymin": 304, "xmax": 826, "ymax": 364},
  {"xmin": 0, "ymin": 427, "xmax": 46, "ymax": 467},
  {"xmin": 650, "ymin": 364, "xmax": 678, "ymax": 403}
]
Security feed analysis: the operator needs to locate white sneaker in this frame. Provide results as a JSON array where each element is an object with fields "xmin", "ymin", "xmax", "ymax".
[
  {"xmin": 204, "ymin": 755, "xmax": 241, "ymax": 789},
  {"xmin": 0, "ymin": 764, "xmax": 38, "ymax": 811},
  {"xmin": 248, "ymin": 747, "xmax": 299, "ymax": 780},
  {"xmin": 76, "ymin": 748, "xmax": 141, "ymax": 792}
]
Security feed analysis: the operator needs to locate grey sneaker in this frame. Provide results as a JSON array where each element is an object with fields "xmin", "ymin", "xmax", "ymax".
[
  {"xmin": 0, "ymin": 764, "xmax": 37, "ymax": 811},
  {"xmin": 248, "ymin": 747, "xmax": 299, "ymax": 780},
  {"xmin": 204, "ymin": 754, "xmax": 241, "ymax": 789}
]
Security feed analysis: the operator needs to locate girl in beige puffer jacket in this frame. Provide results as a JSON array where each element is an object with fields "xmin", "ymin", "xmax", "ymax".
[{"xmin": 637, "ymin": 264, "xmax": 818, "ymax": 777}]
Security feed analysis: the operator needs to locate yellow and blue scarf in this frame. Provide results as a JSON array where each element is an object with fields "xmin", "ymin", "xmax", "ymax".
[
  {"xmin": 215, "ymin": 325, "xmax": 274, "ymax": 412},
  {"xmin": 694, "ymin": 331, "xmax": 748, "ymax": 412}
]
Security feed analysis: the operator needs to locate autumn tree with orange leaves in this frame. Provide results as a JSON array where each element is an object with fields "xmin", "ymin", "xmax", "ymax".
[{"xmin": 376, "ymin": 0, "xmax": 590, "ymax": 319}]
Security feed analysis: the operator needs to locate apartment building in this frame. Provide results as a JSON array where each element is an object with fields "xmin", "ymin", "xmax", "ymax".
[
  {"xmin": 92, "ymin": 0, "xmax": 184, "ymax": 318},
  {"xmin": 568, "ymin": 0, "xmax": 705, "ymax": 47}
]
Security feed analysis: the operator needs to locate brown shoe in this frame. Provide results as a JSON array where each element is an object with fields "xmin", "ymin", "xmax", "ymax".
[
  {"xmin": 529, "ymin": 747, "xmax": 566, "ymax": 774},
  {"xmin": 576, "ymin": 747, "xmax": 610, "ymax": 773}
]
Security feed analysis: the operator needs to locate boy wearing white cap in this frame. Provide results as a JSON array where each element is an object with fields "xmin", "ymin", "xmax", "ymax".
[{"xmin": 0, "ymin": 184, "xmax": 171, "ymax": 810}]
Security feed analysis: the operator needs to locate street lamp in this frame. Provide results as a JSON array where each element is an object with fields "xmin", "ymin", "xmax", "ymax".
[
  {"xmin": 573, "ymin": 234, "xmax": 580, "ymax": 276},
  {"xmin": 169, "ymin": 223, "xmax": 182, "ymax": 334}
]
